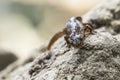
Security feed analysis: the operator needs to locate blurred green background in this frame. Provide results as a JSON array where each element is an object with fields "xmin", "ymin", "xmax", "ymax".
[{"xmin": 0, "ymin": 0, "xmax": 104, "ymax": 59}]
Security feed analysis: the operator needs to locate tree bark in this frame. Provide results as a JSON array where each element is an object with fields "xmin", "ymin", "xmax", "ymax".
[{"xmin": 0, "ymin": 0, "xmax": 120, "ymax": 80}]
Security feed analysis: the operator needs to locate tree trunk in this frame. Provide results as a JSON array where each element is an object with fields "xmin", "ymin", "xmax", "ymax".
[{"xmin": 0, "ymin": 0, "xmax": 120, "ymax": 80}]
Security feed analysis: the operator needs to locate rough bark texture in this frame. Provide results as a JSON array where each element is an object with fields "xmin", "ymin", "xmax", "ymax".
[{"xmin": 0, "ymin": 0, "xmax": 120, "ymax": 80}]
